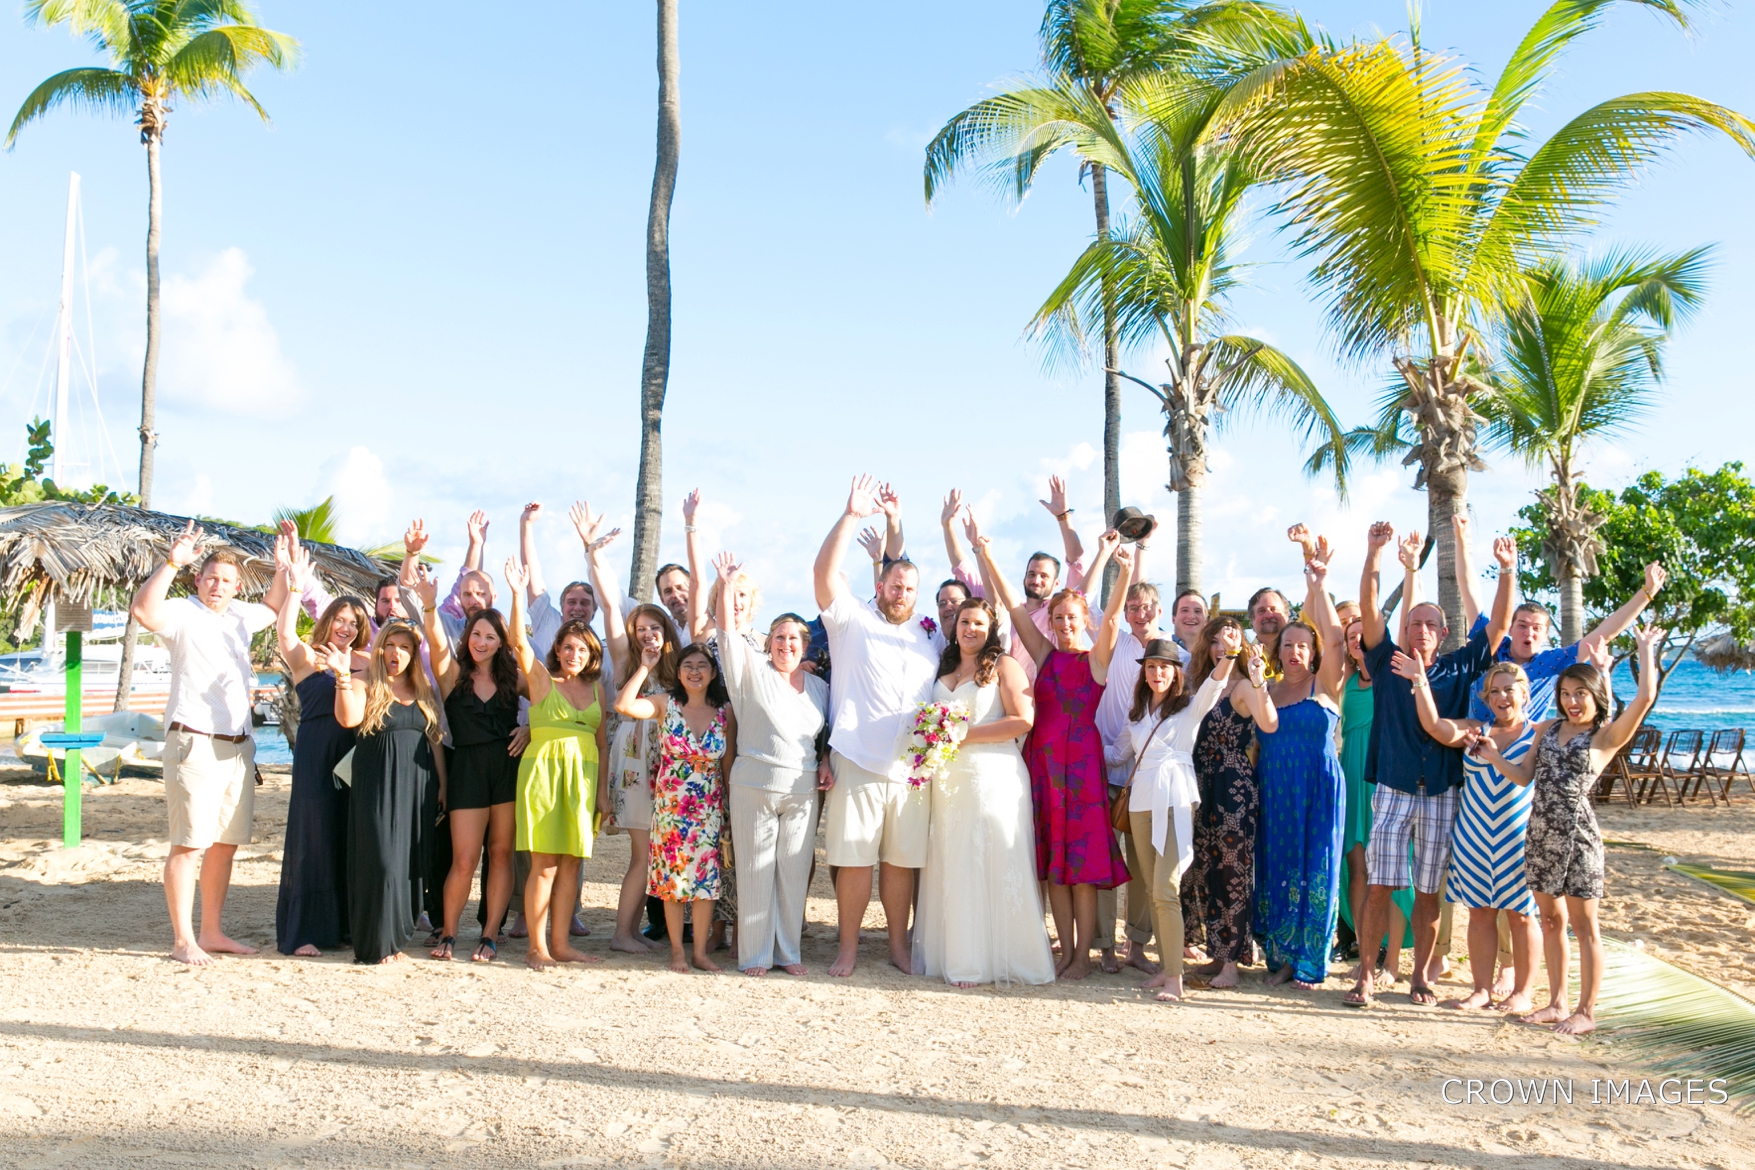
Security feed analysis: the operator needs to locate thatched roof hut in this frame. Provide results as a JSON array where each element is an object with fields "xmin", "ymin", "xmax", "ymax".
[
  {"xmin": 0, "ymin": 503, "xmax": 392, "ymax": 619},
  {"xmin": 1695, "ymin": 632, "xmax": 1755, "ymax": 673}
]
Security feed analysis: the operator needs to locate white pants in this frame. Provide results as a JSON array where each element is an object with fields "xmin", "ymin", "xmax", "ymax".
[{"xmin": 730, "ymin": 787, "xmax": 817, "ymax": 970}]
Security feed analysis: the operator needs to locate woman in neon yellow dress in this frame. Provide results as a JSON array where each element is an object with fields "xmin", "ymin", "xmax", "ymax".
[{"xmin": 506, "ymin": 558, "xmax": 608, "ymax": 971}]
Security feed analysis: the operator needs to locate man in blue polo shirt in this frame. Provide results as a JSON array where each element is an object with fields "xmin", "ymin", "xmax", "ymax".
[{"xmin": 1345, "ymin": 521, "xmax": 1514, "ymax": 1007}]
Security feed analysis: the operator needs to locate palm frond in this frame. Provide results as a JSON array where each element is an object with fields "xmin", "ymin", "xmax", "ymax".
[
  {"xmin": 1208, "ymin": 335, "xmax": 1351, "ymax": 495},
  {"xmin": 163, "ymin": 25, "xmax": 299, "ymax": 115},
  {"xmin": 1665, "ymin": 863, "xmax": 1755, "ymax": 906},
  {"xmin": 1597, "ymin": 939, "xmax": 1755, "ymax": 1113},
  {"xmin": 24, "ymin": 0, "xmax": 135, "ymax": 57},
  {"xmin": 272, "ymin": 496, "xmax": 339, "ymax": 546},
  {"xmin": 6, "ymin": 66, "xmax": 136, "ymax": 148},
  {"xmin": 924, "ymin": 81, "xmax": 1119, "ymax": 206}
]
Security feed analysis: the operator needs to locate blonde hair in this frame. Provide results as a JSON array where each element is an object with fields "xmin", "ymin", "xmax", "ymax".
[
  {"xmin": 706, "ymin": 571, "xmax": 763, "ymax": 634},
  {"xmin": 1478, "ymin": 660, "xmax": 1531, "ymax": 705},
  {"xmin": 360, "ymin": 623, "xmax": 442, "ymax": 743}
]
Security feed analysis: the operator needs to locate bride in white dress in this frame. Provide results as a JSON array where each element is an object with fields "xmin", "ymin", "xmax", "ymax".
[{"xmin": 913, "ymin": 598, "xmax": 1056, "ymax": 987}]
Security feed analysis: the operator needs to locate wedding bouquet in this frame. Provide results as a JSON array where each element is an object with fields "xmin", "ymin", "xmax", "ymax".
[{"xmin": 894, "ymin": 700, "xmax": 971, "ymax": 789}]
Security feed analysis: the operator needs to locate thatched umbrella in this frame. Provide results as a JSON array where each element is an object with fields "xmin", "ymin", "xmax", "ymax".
[
  {"xmin": 0, "ymin": 502, "xmax": 391, "ymax": 624},
  {"xmin": 1696, "ymin": 633, "xmax": 1755, "ymax": 674}
]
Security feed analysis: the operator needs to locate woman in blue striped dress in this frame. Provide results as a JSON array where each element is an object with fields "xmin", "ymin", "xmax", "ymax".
[{"xmin": 1392, "ymin": 656, "xmax": 1541, "ymax": 1013}]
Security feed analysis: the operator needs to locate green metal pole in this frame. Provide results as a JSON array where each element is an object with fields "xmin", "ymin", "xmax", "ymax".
[{"xmin": 63, "ymin": 629, "xmax": 82, "ymax": 848}]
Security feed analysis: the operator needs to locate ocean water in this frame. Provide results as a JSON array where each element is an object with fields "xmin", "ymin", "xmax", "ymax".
[{"xmin": 1612, "ymin": 658, "xmax": 1755, "ymax": 736}]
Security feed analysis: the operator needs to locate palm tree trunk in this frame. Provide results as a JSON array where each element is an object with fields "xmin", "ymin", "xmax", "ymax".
[
  {"xmin": 1558, "ymin": 570, "xmax": 1585, "ymax": 646},
  {"xmin": 1090, "ymin": 161, "xmax": 1121, "ymax": 605},
  {"xmin": 1426, "ymin": 462, "xmax": 1468, "ymax": 651},
  {"xmin": 629, "ymin": 0, "xmax": 681, "ymax": 603},
  {"xmin": 114, "ymin": 121, "xmax": 165, "ymax": 713},
  {"xmin": 1175, "ymin": 480, "xmax": 1201, "ymax": 599}
]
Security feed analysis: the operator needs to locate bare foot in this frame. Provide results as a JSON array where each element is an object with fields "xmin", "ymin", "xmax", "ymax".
[
  {"xmin": 744, "ymin": 966, "xmax": 768, "ymax": 977},
  {"xmin": 1493, "ymin": 968, "xmax": 1516, "ymax": 998},
  {"xmin": 293, "ymin": 944, "xmax": 320, "ymax": 958},
  {"xmin": 1126, "ymin": 947, "xmax": 1161, "ymax": 976},
  {"xmin": 1266, "ymin": 963, "xmax": 1294, "ymax": 987},
  {"xmin": 1425, "ymin": 957, "xmax": 1452, "ymax": 984},
  {"xmin": 667, "ymin": 952, "xmax": 690, "ymax": 974},
  {"xmin": 1375, "ymin": 967, "xmax": 1400, "ymax": 989},
  {"xmin": 1186, "ymin": 958, "xmax": 1222, "ymax": 980},
  {"xmin": 1155, "ymin": 975, "xmax": 1187, "ymax": 1002},
  {"xmin": 1344, "ymin": 960, "xmax": 1365, "ymax": 982},
  {"xmin": 505, "ymin": 915, "xmax": 529, "ymax": 939},
  {"xmin": 1442, "ymin": 988, "xmax": 1494, "ymax": 1010},
  {"xmin": 1552, "ymin": 1010, "xmax": 1597, "ymax": 1036},
  {"xmin": 196, "ymin": 933, "xmax": 258, "ymax": 956},
  {"xmin": 526, "ymin": 950, "xmax": 557, "ymax": 971},
  {"xmin": 1495, "ymin": 992, "xmax": 1533, "ymax": 1015},
  {"xmin": 609, "ymin": 933, "xmax": 657, "ymax": 954},
  {"xmin": 1183, "ymin": 944, "xmax": 1208, "ymax": 963},
  {"xmin": 781, "ymin": 963, "xmax": 807, "ymax": 976},
  {"xmin": 828, "ymin": 946, "xmax": 858, "ymax": 978},
  {"xmin": 1208, "ymin": 962, "xmax": 1241, "ymax": 990},
  {"xmin": 1060, "ymin": 955, "xmax": 1092, "ymax": 981},
  {"xmin": 1098, "ymin": 947, "xmax": 1122, "ymax": 974},
  {"xmin": 170, "ymin": 940, "xmax": 214, "ymax": 967},
  {"xmin": 377, "ymin": 952, "xmax": 405, "ymax": 965},
  {"xmin": 570, "ymin": 914, "xmax": 591, "ymax": 937},
  {"xmin": 690, "ymin": 951, "xmax": 722, "ymax": 973},
  {"xmin": 889, "ymin": 946, "xmax": 912, "ymax": 975},
  {"xmin": 552, "ymin": 945, "xmax": 602, "ymax": 965},
  {"xmin": 952, "ymin": 980, "xmax": 979, "ymax": 989},
  {"xmin": 1520, "ymin": 1001, "xmax": 1569, "ymax": 1025}
]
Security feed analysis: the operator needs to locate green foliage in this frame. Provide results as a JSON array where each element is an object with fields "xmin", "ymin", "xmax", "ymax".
[
  {"xmin": 273, "ymin": 496, "xmax": 338, "ymax": 545},
  {"xmin": 1597, "ymin": 939, "xmax": 1755, "ymax": 1114},
  {"xmin": 0, "ymin": 418, "xmax": 138, "ymax": 506},
  {"xmin": 1666, "ymin": 864, "xmax": 1755, "ymax": 907}
]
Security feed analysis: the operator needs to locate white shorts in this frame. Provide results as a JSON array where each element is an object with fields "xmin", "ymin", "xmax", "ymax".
[
  {"xmin": 164, "ymin": 729, "xmax": 255, "ymax": 849},
  {"xmin": 823, "ymin": 753, "xmax": 928, "ymax": 868}
]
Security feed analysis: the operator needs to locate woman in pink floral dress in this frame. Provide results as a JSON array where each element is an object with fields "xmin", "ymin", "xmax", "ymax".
[
  {"xmin": 614, "ymin": 641, "xmax": 737, "ymax": 973},
  {"xmin": 970, "ymin": 517, "xmax": 1133, "ymax": 981}
]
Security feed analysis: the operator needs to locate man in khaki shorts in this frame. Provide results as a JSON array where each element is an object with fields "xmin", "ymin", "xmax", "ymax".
[
  {"xmin": 132, "ymin": 521, "xmax": 286, "ymax": 966},
  {"xmin": 814, "ymin": 476, "xmax": 944, "ymax": 978}
]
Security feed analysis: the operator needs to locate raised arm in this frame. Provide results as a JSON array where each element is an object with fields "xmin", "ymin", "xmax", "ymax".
[
  {"xmin": 941, "ymin": 489, "xmax": 969, "ymax": 576},
  {"xmin": 571, "ymin": 501, "xmax": 627, "ymax": 677},
  {"xmin": 1359, "ymin": 521, "xmax": 1395, "ymax": 650},
  {"xmin": 1227, "ymin": 634, "xmax": 1278, "ymax": 733},
  {"xmin": 613, "ymin": 643, "xmax": 664, "ymax": 722},
  {"xmin": 1389, "ymin": 650, "xmax": 1473, "ymax": 747},
  {"xmin": 130, "ymin": 520, "xmax": 202, "ymax": 632},
  {"xmin": 273, "ymin": 537, "xmax": 320, "ymax": 677},
  {"xmin": 1081, "ymin": 527, "xmax": 1120, "ymax": 605},
  {"xmin": 712, "ymin": 551, "xmax": 751, "ymax": 698},
  {"xmin": 854, "ymin": 527, "xmax": 886, "ymax": 595},
  {"xmin": 682, "ymin": 489, "xmax": 711, "ymax": 640},
  {"xmin": 877, "ymin": 482, "xmax": 905, "ymax": 563},
  {"xmin": 1481, "ymin": 535, "xmax": 1517, "ymax": 650},
  {"xmin": 463, "ymin": 510, "xmax": 488, "ymax": 573},
  {"xmin": 1596, "ymin": 627, "xmax": 1662, "ymax": 758},
  {"xmin": 1396, "ymin": 528, "xmax": 1422, "ymax": 648},
  {"xmin": 1452, "ymin": 514, "xmax": 1482, "ymax": 629},
  {"xmin": 1580, "ymin": 562, "xmax": 1667, "ymax": 653},
  {"xmin": 398, "ymin": 519, "xmax": 428, "ymax": 590},
  {"xmin": 813, "ymin": 475, "xmax": 883, "ymax": 610},
  {"xmin": 414, "ymin": 564, "xmax": 458, "ymax": 697},
  {"xmin": 519, "ymin": 502, "xmax": 547, "ymax": 602},
  {"xmin": 970, "ymin": 512, "xmax": 1052, "ymax": 666},
  {"xmin": 1089, "ymin": 538, "xmax": 1131, "ymax": 685},
  {"xmin": 330, "ymin": 641, "xmax": 366, "ymax": 729},
  {"xmin": 1303, "ymin": 554, "xmax": 1348, "ymax": 700},
  {"xmin": 960, "ymin": 506, "xmax": 998, "ymax": 601},
  {"xmin": 1040, "ymin": 475, "xmax": 1086, "ymax": 586},
  {"xmin": 504, "ymin": 558, "xmax": 550, "ymax": 703}
]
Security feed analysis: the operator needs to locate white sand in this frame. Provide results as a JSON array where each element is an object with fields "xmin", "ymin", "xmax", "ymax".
[{"xmin": 0, "ymin": 765, "xmax": 1750, "ymax": 1168}]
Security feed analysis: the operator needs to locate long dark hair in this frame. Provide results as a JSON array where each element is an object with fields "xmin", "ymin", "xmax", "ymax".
[
  {"xmin": 669, "ymin": 642, "xmax": 729, "ymax": 707},
  {"xmin": 546, "ymin": 618, "xmax": 603, "ymax": 684},
  {"xmin": 1129, "ymin": 656, "xmax": 1191, "ymax": 722},
  {"xmin": 458, "ymin": 608, "xmax": 520, "ymax": 706},
  {"xmin": 1556, "ymin": 662, "xmax": 1612, "ymax": 730},
  {"xmin": 936, "ymin": 597, "xmax": 1006, "ymax": 687},
  {"xmin": 1189, "ymin": 615, "xmax": 1244, "ymax": 689}
]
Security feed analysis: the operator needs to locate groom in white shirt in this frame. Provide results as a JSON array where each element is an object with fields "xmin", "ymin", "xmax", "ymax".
[{"xmin": 814, "ymin": 476, "xmax": 945, "ymax": 977}]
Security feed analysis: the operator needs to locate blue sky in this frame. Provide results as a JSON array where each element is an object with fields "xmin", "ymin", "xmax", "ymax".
[{"xmin": 1, "ymin": 1, "xmax": 1750, "ymax": 619}]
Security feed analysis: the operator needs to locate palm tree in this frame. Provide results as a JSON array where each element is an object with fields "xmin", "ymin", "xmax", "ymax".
[
  {"xmin": 925, "ymin": 1, "xmax": 1300, "ymax": 594},
  {"xmin": 1482, "ymin": 247, "xmax": 1707, "ymax": 643},
  {"xmin": 273, "ymin": 495, "xmax": 339, "ymax": 545},
  {"xmin": 629, "ymin": 0, "xmax": 680, "ymax": 604},
  {"xmin": 1032, "ymin": 127, "xmax": 1350, "ymax": 594},
  {"xmin": 1205, "ymin": 0, "xmax": 1755, "ymax": 643}
]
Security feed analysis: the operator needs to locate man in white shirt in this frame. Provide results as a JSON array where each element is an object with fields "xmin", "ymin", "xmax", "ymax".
[
  {"xmin": 1169, "ymin": 588, "xmax": 1208, "ymax": 651},
  {"xmin": 132, "ymin": 521, "xmax": 288, "ymax": 966},
  {"xmin": 814, "ymin": 475, "xmax": 945, "ymax": 978}
]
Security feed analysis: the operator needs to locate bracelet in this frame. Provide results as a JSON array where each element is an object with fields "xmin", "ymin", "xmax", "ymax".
[
  {"xmin": 1249, "ymin": 679, "xmax": 1264, "ymax": 690},
  {"xmin": 1642, "ymin": 587, "xmax": 1657, "ymax": 605},
  {"xmin": 684, "ymin": 524, "xmax": 698, "ymax": 534},
  {"xmin": 422, "ymin": 604, "xmax": 436, "ymax": 614},
  {"xmin": 1056, "ymin": 509, "xmax": 1073, "ymax": 520}
]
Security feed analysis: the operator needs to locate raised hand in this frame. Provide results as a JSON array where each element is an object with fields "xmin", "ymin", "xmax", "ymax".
[
  {"xmin": 682, "ymin": 488, "xmax": 701, "ymax": 524},
  {"xmin": 1452, "ymin": 512, "xmax": 1470, "ymax": 544},
  {"xmin": 167, "ymin": 519, "xmax": 204, "ymax": 568},
  {"xmin": 855, "ymin": 527, "xmax": 883, "ymax": 562},
  {"xmin": 1244, "ymin": 649, "xmax": 1267, "ymax": 688},
  {"xmin": 876, "ymin": 482, "xmax": 901, "ymax": 519},
  {"xmin": 1583, "ymin": 638, "xmax": 1612, "ymax": 674},
  {"xmin": 412, "ymin": 561, "xmax": 438, "ymax": 611},
  {"xmin": 1388, "ymin": 650, "xmax": 1424, "ymax": 683},
  {"xmin": 503, "ymin": 556, "xmax": 528, "ymax": 595},
  {"xmin": 522, "ymin": 501, "xmax": 543, "ymax": 525},
  {"xmin": 272, "ymin": 532, "xmax": 291, "ymax": 576},
  {"xmin": 286, "ymin": 539, "xmax": 314, "ymax": 593},
  {"xmin": 639, "ymin": 640, "xmax": 663, "ymax": 670},
  {"xmin": 317, "ymin": 643, "xmax": 351, "ymax": 677},
  {"xmin": 1312, "ymin": 533, "xmax": 1333, "ymax": 565},
  {"xmin": 713, "ymin": 550, "xmax": 742, "ymax": 584},
  {"xmin": 1492, "ymin": 535, "xmax": 1517, "ymax": 570},
  {"xmin": 466, "ymin": 510, "xmax": 489, "ymax": 544},
  {"xmin": 1112, "ymin": 545, "xmax": 1135, "ymax": 575},
  {"xmin": 941, "ymin": 489, "xmax": 963, "ymax": 526},
  {"xmin": 1397, "ymin": 530, "xmax": 1422, "ymax": 571},
  {"xmin": 845, "ymin": 475, "xmax": 881, "ymax": 519},
  {"xmin": 1633, "ymin": 622, "xmax": 1665, "ymax": 657},
  {"xmin": 1644, "ymin": 562, "xmax": 1667, "ymax": 598},
  {"xmin": 1039, "ymin": 474, "xmax": 1071, "ymax": 518},
  {"xmin": 1367, "ymin": 520, "xmax": 1396, "ymax": 552},
  {"xmin": 590, "ymin": 527, "xmax": 622, "ymax": 551},
  {"xmin": 961, "ymin": 507, "xmax": 989, "ymax": 552},
  {"xmin": 1215, "ymin": 624, "xmax": 1243, "ymax": 658},
  {"xmin": 1287, "ymin": 523, "xmax": 1316, "ymax": 561},
  {"xmin": 1305, "ymin": 557, "xmax": 1329, "ymax": 588},
  {"xmin": 403, "ymin": 519, "xmax": 430, "ymax": 557},
  {"xmin": 569, "ymin": 501, "xmax": 604, "ymax": 546}
]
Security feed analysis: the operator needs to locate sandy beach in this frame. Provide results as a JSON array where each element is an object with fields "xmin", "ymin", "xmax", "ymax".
[{"xmin": 1, "ymin": 765, "xmax": 1750, "ymax": 1169}]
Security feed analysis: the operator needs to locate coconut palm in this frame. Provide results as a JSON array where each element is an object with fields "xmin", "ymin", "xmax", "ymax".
[
  {"xmin": 1205, "ymin": 0, "xmax": 1755, "ymax": 643},
  {"xmin": 925, "ymin": 1, "xmax": 1302, "ymax": 588},
  {"xmin": 1597, "ymin": 939, "xmax": 1755, "ymax": 1113},
  {"xmin": 1032, "ymin": 128, "xmax": 1349, "ymax": 595},
  {"xmin": 272, "ymin": 495, "xmax": 339, "ymax": 545},
  {"xmin": 629, "ymin": 0, "xmax": 681, "ymax": 603},
  {"xmin": 1483, "ymin": 247, "xmax": 1708, "ymax": 643}
]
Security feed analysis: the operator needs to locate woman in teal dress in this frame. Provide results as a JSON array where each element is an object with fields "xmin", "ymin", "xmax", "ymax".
[
  {"xmin": 506, "ymin": 560, "xmax": 608, "ymax": 971},
  {"xmin": 1338, "ymin": 614, "xmax": 1413, "ymax": 978}
]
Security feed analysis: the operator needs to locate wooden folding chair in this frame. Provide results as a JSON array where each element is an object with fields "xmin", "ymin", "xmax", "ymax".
[
  {"xmin": 1702, "ymin": 728, "xmax": 1751, "ymax": 802},
  {"xmin": 1606, "ymin": 726, "xmax": 1661, "ymax": 805},
  {"xmin": 1654, "ymin": 729, "xmax": 1704, "ymax": 808}
]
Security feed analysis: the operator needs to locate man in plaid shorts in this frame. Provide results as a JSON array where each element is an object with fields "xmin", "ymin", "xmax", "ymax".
[{"xmin": 1345, "ymin": 521, "xmax": 1513, "ymax": 1007}]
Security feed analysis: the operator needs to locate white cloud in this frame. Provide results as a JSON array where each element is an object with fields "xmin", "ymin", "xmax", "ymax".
[
  {"xmin": 318, "ymin": 446, "xmax": 392, "ymax": 545},
  {"xmin": 158, "ymin": 248, "xmax": 300, "ymax": 418}
]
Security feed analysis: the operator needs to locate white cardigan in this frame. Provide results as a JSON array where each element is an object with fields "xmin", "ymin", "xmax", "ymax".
[{"xmin": 1126, "ymin": 675, "xmax": 1227, "ymax": 874}]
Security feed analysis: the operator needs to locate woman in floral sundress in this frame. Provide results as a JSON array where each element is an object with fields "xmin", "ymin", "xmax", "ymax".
[{"xmin": 615, "ymin": 640, "xmax": 738, "ymax": 974}]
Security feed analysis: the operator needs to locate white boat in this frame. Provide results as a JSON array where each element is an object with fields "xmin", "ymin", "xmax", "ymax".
[
  {"xmin": 0, "ymin": 613, "xmax": 172, "ymax": 695},
  {"xmin": 17, "ymin": 710, "xmax": 166, "ymax": 780}
]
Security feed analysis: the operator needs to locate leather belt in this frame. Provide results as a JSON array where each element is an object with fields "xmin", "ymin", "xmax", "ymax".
[{"xmin": 168, "ymin": 722, "xmax": 250, "ymax": 744}]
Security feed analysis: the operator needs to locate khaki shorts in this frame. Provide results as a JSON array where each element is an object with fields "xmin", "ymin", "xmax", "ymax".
[
  {"xmin": 824, "ymin": 752, "xmax": 927, "ymax": 868},
  {"xmin": 164, "ymin": 728, "xmax": 255, "ymax": 849}
]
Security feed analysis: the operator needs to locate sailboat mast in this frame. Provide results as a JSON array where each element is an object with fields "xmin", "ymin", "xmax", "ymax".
[{"xmin": 52, "ymin": 172, "xmax": 80, "ymax": 485}]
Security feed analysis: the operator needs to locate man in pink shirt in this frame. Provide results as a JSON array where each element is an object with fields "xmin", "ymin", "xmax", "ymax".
[{"xmin": 939, "ymin": 477, "xmax": 1087, "ymax": 681}]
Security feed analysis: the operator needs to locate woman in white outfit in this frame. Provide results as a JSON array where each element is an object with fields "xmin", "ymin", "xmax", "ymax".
[
  {"xmin": 913, "ymin": 596, "xmax": 1056, "ymax": 988},
  {"xmin": 712, "ymin": 552, "xmax": 830, "ymax": 976},
  {"xmin": 1125, "ymin": 635, "xmax": 1255, "ymax": 1002}
]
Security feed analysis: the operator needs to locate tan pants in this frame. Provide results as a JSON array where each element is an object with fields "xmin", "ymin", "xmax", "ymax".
[
  {"xmin": 1095, "ymin": 825, "xmax": 1153, "ymax": 950},
  {"xmin": 1127, "ymin": 811, "xmax": 1184, "ymax": 978}
]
